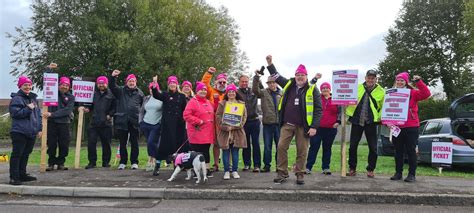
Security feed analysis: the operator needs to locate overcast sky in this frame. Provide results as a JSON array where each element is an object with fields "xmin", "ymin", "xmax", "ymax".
[{"xmin": 0, "ymin": 0, "xmax": 404, "ymax": 98}]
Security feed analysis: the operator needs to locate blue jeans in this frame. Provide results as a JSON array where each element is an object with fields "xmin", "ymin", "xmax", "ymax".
[
  {"xmin": 263, "ymin": 124, "xmax": 280, "ymax": 168},
  {"xmin": 306, "ymin": 127, "xmax": 337, "ymax": 171},
  {"xmin": 140, "ymin": 121, "xmax": 161, "ymax": 159},
  {"xmin": 222, "ymin": 144, "xmax": 239, "ymax": 172},
  {"xmin": 243, "ymin": 119, "xmax": 261, "ymax": 168}
]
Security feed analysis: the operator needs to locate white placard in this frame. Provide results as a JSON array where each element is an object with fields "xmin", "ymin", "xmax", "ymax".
[
  {"xmin": 43, "ymin": 73, "xmax": 58, "ymax": 106},
  {"xmin": 431, "ymin": 142, "xmax": 453, "ymax": 164},
  {"xmin": 72, "ymin": 80, "xmax": 95, "ymax": 103},
  {"xmin": 381, "ymin": 88, "xmax": 411, "ymax": 125},
  {"xmin": 332, "ymin": 70, "xmax": 358, "ymax": 105}
]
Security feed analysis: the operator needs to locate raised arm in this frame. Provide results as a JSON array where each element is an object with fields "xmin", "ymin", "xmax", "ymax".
[
  {"xmin": 201, "ymin": 67, "xmax": 215, "ymax": 99},
  {"xmin": 411, "ymin": 76, "xmax": 431, "ymax": 102},
  {"xmin": 252, "ymin": 73, "xmax": 264, "ymax": 98},
  {"xmin": 109, "ymin": 69, "xmax": 123, "ymax": 98},
  {"xmin": 265, "ymin": 55, "xmax": 289, "ymax": 88}
]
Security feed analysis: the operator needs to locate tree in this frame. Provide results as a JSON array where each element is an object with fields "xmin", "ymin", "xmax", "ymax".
[
  {"xmin": 7, "ymin": 0, "xmax": 247, "ymax": 91},
  {"xmin": 378, "ymin": 0, "xmax": 473, "ymax": 100}
]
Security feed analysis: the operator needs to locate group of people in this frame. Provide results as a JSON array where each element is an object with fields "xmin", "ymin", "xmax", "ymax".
[{"xmin": 8, "ymin": 55, "xmax": 431, "ymax": 186}]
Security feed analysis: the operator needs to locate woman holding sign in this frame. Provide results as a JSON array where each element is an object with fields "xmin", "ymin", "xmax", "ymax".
[
  {"xmin": 216, "ymin": 84, "xmax": 247, "ymax": 180},
  {"xmin": 389, "ymin": 72, "xmax": 430, "ymax": 182},
  {"xmin": 183, "ymin": 82, "xmax": 215, "ymax": 174}
]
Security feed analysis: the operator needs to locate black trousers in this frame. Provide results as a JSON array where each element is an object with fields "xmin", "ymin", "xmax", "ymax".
[
  {"xmin": 116, "ymin": 122, "xmax": 140, "ymax": 164},
  {"xmin": 47, "ymin": 122, "xmax": 71, "ymax": 165},
  {"xmin": 348, "ymin": 123, "xmax": 378, "ymax": 171},
  {"xmin": 393, "ymin": 127, "xmax": 418, "ymax": 176},
  {"xmin": 10, "ymin": 132, "xmax": 35, "ymax": 180},
  {"xmin": 190, "ymin": 144, "xmax": 211, "ymax": 164},
  {"xmin": 87, "ymin": 126, "xmax": 112, "ymax": 165}
]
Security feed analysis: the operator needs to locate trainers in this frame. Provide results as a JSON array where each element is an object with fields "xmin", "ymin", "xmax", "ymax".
[
  {"xmin": 347, "ymin": 169, "xmax": 356, "ymax": 176},
  {"xmin": 223, "ymin": 172, "xmax": 230, "ymax": 180},
  {"xmin": 261, "ymin": 166, "xmax": 271, "ymax": 173},
  {"xmin": 118, "ymin": 164, "xmax": 126, "ymax": 170},
  {"xmin": 390, "ymin": 173, "xmax": 402, "ymax": 180},
  {"xmin": 85, "ymin": 164, "xmax": 96, "ymax": 169},
  {"xmin": 232, "ymin": 171, "xmax": 240, "ymax": 179},
  {"xmin": 57, "ymin": 164, "xmax": 68, "ymax": 171},
  {"xmin": 305, "ymin": 168, "xmax": 311, "ymax": 175},
  {"xmin": 9, "ymin": 179, "xmax": 22, "ymax": 186},
  {"xmin": 20, "ymin": 174, "xmax": 37, "ymax": 182},
  {"xmin": 252, "ymin": 167, "xmax": 261, "ymax": 173},
  {"xmin": 131, "ymin": 164, "xmax": 139, "ymax": 170},
  {"xmin": 322, "ymin": 169, "xmax": 332, "ymax": 175},
  {"xmin": 153, "ymin": 164, "xmax": 160, "ymax": 176},
  {"xmin": 45, "ymin": 165, "xmax": 54, "ymax": 172},
  {"xmin": 242, "ymin": 165, "xmax": 250, "ymax": 171},
  {"xmin": 367, "ymin": 170, "xmax": 375, "ymax": 178},
  {"xmin": 273, "ymin": 176, "xmax": 287, "ymax": 184},
  {"xmin": 296, "ymin": 173, "xmax": 305, "ymax": 185},
  {"xmin": 207, "ymin": 169, "xmax": 214, "ymax": 178},
  {"xmin": 404, "ymin": 174, "xmax": 416, "ymax": 183}
]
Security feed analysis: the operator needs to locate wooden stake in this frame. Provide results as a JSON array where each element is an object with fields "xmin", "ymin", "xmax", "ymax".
[
  {"xmin": 40, "ymin": 106, "xmax": 48, "ymax": 172},
  {"xmin": 74, "ymin": 106, "xmax": 85, "ymax": 169},
  {"xmin": 341, "ymin": 106, "xmax": 347, "ymax": 177}
]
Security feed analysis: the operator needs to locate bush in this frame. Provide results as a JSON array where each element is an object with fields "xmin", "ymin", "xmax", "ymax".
[
  {"xmin": 0, "ymin": 118, "xmax": 11, "ymax": 139},
  {"xmin": 418, "ymin": 98, "xmax": 451, "ymax": 121}
]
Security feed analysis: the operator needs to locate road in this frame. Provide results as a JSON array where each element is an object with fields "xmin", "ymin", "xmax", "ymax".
[{"xmin": 0, "ymin": 195, "xmax": 472, "ymax": 213}]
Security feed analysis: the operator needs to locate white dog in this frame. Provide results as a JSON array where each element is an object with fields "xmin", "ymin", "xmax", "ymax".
[{"xmin": 167, "ymin": 151, "xmax": 208, "ymax": 184}]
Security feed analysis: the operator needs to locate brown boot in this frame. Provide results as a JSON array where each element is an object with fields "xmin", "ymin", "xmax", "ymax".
[
  {"xmin": 347, "ymin": 169, "xmax": 357, "ymax": 176},
  {"xmin": 296, "ymin": 173, "xmax": 304, "ymax": 185}
]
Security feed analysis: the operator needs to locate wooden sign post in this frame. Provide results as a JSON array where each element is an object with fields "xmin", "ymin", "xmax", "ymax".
[
  {"xmin": 74, "ymin": 106, "xmax": 85, "ymax": 169},
  {"xmin": 40, "ymin": 106, "xmax": 48, "ymax": 172},
  {"xmin": 340, "ymin": 106, "xmax": 347, "ymax": 177}
]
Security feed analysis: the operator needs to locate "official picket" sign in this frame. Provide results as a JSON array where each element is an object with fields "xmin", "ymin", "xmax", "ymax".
[{"xmin": 72, "ymin": 80, "xmax": 95, "ymax": 103}]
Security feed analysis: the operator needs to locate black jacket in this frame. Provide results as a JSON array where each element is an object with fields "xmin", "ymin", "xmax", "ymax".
[
  {"xmin": 9, "ymin": 90, "xmax": 42, "ymax": 138},
  {"xmin": 89, "ymin": 89, "xmax": 116, "ymax": 128},
  {"xmin": 109, "ymin": 76, "xmax": 144, "ymax": 130},
  {"xmin": 267, "ymin": 64, "xmax": 322, "ymax": 134},
  {"xmin": 237, "ymin": 88, "xmax": 259, "ymax": 121},
  {"xmin": 48, "ymin": 91, "xmax": 75, "ymax": 124}
]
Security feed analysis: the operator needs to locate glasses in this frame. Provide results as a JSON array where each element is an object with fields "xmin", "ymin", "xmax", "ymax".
[{"xmin": 218, "ymin": 81, "xmax": 227, "ymax": 85}]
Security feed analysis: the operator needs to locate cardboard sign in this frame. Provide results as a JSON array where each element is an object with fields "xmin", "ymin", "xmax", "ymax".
[
  {"xmin": 43, "ymin": 73, "xmax": 59, "ymax": 106},
  {"xmin": 381, "ymin": 88, "xmax": 411, "ymax": 125},
  {"xmin": 222, "ymin": 102, "xmax": 245, "ymax": 126},
  {"xmin": 72, "ymin": 80, "xmax": 95, "ymax": 103},
  {"xmin": 431, "ymin": 142, "xmax": 453, "ymax": 164},
  {"xmin": 332, "ymin": 70, "xmax": 358, "ymax": 105}
]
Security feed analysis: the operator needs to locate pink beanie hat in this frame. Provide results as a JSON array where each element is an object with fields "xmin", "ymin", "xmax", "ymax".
[
  {"xmin": 167, "ymin": 76, "xmax": 179, "ymax": 85},
  {"xmin": 216, "ymin": 73, "xmax": 227, "ymax": 81},
  {"xmin": 17, "ymin": 76, "xmax": 32, "ymax": 88},
  {"xmin": 195, "ymin": 82, "xmax": 206, "ymax": 92},
  {"xmin": 59, "ymin": 77, "xmax": 70, "ymax": 86},
  {"xmin": 96, "ymin": 76, "xmax": 108, "ymax": 84},
  {"xmin": 295, "ymin": 64, "xmax": 308, "ymax": 75},
  {"xmin": 182, "ymin": 80, "xmax": 192, "ymax": 88},
  {"xmin": 226, "ymin": 84, "xmax": 237, "ymax": 93},
  {"xmin": 396, "ymin": 72, "xmax": 410, "ymax": 83},
  {"xmin": 320, "ymin": 82, "xmax": 331, "ymax": 91},
  {"xmin": 125, "ymin": 74, "xmax": 136, "ymax": 82}
]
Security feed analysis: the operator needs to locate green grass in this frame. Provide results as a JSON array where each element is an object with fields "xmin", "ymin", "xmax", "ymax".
[{"xmin": 19, "ymin": 141, "xmax": 474, "ymax": 178}]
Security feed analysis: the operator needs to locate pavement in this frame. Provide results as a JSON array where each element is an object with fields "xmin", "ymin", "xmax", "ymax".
[{"xmin": 0, "ymin": 164, "xmax": 473, "ymax": 206}]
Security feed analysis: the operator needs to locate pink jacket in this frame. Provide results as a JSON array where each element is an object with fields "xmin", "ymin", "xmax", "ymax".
[
  {"xmin": 183, "ymin": 96, "xmax": 215, "ymax": 144},
  {"xmin": 399, "ymin": 80, "xmax": 431, "ymax": 128}
]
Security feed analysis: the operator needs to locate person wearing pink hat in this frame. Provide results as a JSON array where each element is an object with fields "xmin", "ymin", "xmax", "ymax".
[
  {"xmin": 183, "ymin": 82, "xmax": 215, "ymax": 174},
  {"xmin": 265, "ymin": 55, "xmax": 322, "ymax": 185},
  {"xmin": 151, "ymin": 75, "xmax": 188, "ymax": 176},
  {"xmin": 305, "ymin": 74, "xmax": 341, "ymax": 175},
  {"xmin": 252, "ymin": 72, "xmax": 282, "ymax": 173},
  {"xmin": 216, "ymin": 84, "xmax": 248, "ymax": 180},
  {"xmin": 345, "ymin": 69, "xmax": 385, "ymax": 178},
  {"xmin": 83, "ymin": 76, "xmax": 116, "ymax": 169},
  {"xmin": 201, "ymin": 67, "xmax": 227, "ymax": 172},
  {"xmin": 8, "ymin": 76, "xmax": 42, "ymax": 185},
  {"xmin": 181, "ymin": 80, "xmax": 194, "ymax": 102},
  {"xmin": 390, "ymin": 72, "xmax": 431, "ymax": 182},
  {"xmin": 110, "ymin": 69, "xmax": 144, "ymax": 170},
  {"xmin": 42, "ymin": 75, "xmax": 75, "ymax": 171}
]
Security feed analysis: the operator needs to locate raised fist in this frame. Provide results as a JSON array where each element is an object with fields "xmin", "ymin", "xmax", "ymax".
[
  {"xmin": 112, "ymin": 69, "xmax": 121, "ymax": 77},
  {"xmin": 208, "ymin": 67, "xmax": 216, "ymax": 73},
  {"xmin": 266, "ymin": 55, "xmax": 272, "ymax": 65},
  {"xmin": 48, "ymin": 63, "xmax": 58, "ymax": 69},
  {"xmin": 413, "ymin": 75, "xmax": 421, "ymax": 81},
  {"xmin": 153, "ymin": 75, "xmax": 158, "ymax": 83},
  {"xmin": 315, "ymin": 73, "xmax": 322, "ymax": 79}
]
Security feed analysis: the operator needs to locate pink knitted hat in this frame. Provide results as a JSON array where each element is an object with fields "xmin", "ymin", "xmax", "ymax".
[
  {"xmin": 195, "ymin": 82, "xmax": 206, "ymax": 92},
  {"xmin": 226, "ymin": 84, "xmax": 237, "ymax": 93},
  {"xmin": 17, "ymin": 76, "xmax": 32, "ymax": 88},
  {"xmin": 96, "ymin": 76, "xmax": 108, "ymax": 84},
  {"xmin": 216, "ymin": 73, "xmax": 227, "ymax": 81},
  {"xmin": 125, "ymin": 74, "xmax": 136, "ymax": 82},
  {"xmin": 396, "ymin": 72, "xmax": 410, "ymax": 83},
  {"xmin": 167, "ymin": 76, "xmax": 179, "ymax": 85},
  {"xmin": 59, "ymin": 77, "xmax": 70, "ymax": 86},
  {"xmin": 320, "ymin": 82, "xmax": 331, "ymax": 91},
  {"xmin": 295, "ymin": 64, "xmax": 307, "ymax": 75},
  {"xmin": 182, "ymin": 80, "xmax": 192, "ymax": 88}
]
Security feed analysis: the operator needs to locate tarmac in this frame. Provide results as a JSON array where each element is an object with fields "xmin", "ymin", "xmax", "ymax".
[{"xmin": 0, "ymin": 164, "xmax": 473, "ymax": 206}]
